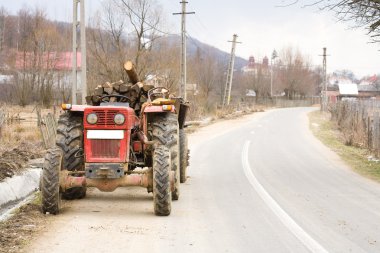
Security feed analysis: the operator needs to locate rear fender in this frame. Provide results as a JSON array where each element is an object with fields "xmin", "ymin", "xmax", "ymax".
[{"xmin": 143, "ymin": 105, "xmax": 175, "ymax": 113}]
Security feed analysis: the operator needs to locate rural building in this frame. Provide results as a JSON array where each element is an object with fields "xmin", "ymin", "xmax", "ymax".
[
  {"xmin": 14, "ymin": 51, "xmax": 81, "ymax": 90},
  {"xmin": 358, "ymin": 85, "xmax": 380, "ymax": 99},
  {"xmin": 241, "ymin": 56, "xmax": 270, "ymax": 75},
  {"xmin": 326, "ymin": 84, "xmax": 339, "ymax": 103},
  {"xmin": 338, "ymin": 83, "xmax": 359, "ymax": 100}
]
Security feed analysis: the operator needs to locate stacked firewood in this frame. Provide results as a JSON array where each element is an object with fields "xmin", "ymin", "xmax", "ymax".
[{"xmin": 86, "ymin": 61, "xmax": 155, "ymax": 112}]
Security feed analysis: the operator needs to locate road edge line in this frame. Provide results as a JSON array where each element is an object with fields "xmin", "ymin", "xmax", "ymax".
[{"xmin": 242, "ymin": 141, "xmax": 328, "ymax": 253}]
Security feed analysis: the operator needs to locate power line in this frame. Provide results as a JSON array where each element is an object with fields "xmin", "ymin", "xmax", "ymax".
[{"xmin": 185, "ymin": 32, "xmax": 209, "ymax": 55}]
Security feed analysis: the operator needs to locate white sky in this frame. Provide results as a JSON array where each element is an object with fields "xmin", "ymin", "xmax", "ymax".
[{"xmin": 2, "ymin": 0, "xmax": 380, "ymax": 78}]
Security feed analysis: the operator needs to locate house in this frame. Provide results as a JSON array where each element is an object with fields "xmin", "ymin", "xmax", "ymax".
[
  {"xmin": 358, "ymin": 85, "xmax": 380, "ymax": 99},
  {"xmin": 338, "ymin": 83, "xmax": 358, "ymax": 100},
  {"xmin": 14, "ymin": 51, "xmax": 81, "ymax": 90},
  {"xmin": 356, "ymin": 75, "xmax": 380, "ymax": 99},
  {"xmin": 246, "ymin": 89, "xmax": 256, "ymax": 97},
  {"xmin": 326, "ymin": 84, "xmax": 339, "ymax": 103},
  {"xmin": 359, "ymin": 75, "xmax": 378, "ymax": 86},
  {"xmin": 0, "ymin": 74, "xmax": 13, "ymax": 84},
  {"xmin": 241, "ymin": 56, "xmax": 270, "ymax": 75}
]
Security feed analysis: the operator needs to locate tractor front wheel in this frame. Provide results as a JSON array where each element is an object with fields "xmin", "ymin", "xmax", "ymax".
[
  {"xmin": 153, "ymin": 145, "xmax": 172, "ymax": 216},
  {"xmin": 41, "ymin": 148, "xmax": 62, "ymax": 215}
]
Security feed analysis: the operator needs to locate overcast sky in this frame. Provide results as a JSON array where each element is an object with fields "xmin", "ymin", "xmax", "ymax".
[{"xmin": 2, "ymin": 0, "xmax": 380, "ymax": 78}]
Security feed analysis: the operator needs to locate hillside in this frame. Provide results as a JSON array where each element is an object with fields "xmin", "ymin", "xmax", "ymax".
[{"xmin": 165, "ymin": 35, "xmax": 247, "ymax": 70}]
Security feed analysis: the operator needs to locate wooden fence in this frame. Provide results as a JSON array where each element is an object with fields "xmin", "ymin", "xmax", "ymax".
[
  {"xmin": 37, "ymin": 111, "xmax": 58, "ymax": 149},
  {"xmin": 331, "ymin": 100, "xmax": 380, "ymax": 156},
  {"xmin": 249, "ymin": 96, "xmax": 321, "ymax": 108},
  {"xmin": 0, "ymin": 109, "xmax": 5, "ymax": 136}
]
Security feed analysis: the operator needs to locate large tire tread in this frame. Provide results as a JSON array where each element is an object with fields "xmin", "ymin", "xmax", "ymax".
[
  {"xmin": 153, "ymin": 146, "xmax": 171, "ymax": 216},
  {"xmin": 41, "ymin": 148, "xmax": 62, "ymax": 215},
  {"xmin": 152, "ymin": 114, "xmax": 180, "ymax": 200},
  {"xmin": 56, "ymin": 112, "xmax": 86, "ymax": 200}
]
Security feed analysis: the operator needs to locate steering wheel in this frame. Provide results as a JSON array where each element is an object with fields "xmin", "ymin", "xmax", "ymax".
[
  {"xmin": 148, "ymin": 87, "xmax": 169, "ymax": 101},
  {"xmin": 100, "ymin": 95, "xmax": 131, "ymax": 103}
]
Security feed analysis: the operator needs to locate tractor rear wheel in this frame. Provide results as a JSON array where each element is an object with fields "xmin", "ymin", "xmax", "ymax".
[
  {"xmin": 152, "ymin": 113, "xmax": 180, "ymax": 200},
  {"xmin": 56, "ymin": 112, "xmax": 86, "ymax": 200},
  {"xmin": 41, "ymin": 148, "xmax": 62, "ymax": 215},
  {"xmin": 153, "ymin": 145, "xmax": 171, "ymax": 216},
  {"xmin": 179, "ymin": 129, "xmax": 189, "ymax": 183}
]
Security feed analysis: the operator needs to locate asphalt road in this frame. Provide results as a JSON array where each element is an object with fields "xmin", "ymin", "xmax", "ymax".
[{"xmin": 27, "ymin": 108, "xmax": 380, "ymax": 253}]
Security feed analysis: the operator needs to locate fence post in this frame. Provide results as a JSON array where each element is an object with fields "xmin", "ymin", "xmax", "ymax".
[{"xmin": 0, "ymin": 110, "xmax": 4, "ymax": 137}]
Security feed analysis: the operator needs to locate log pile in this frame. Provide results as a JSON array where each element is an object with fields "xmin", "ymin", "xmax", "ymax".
[{"xmin": 86, "ymin": 61, "xmax": 155, "ymax": 112}]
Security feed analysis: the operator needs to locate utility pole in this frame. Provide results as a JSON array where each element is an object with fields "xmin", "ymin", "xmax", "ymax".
[
  {"xmin": 72, "ymin": 0, "xmax": 87, "ymax": 105},
  {"xmin": 72, "ymin": 0, "xmax": 78, "ymax": 104},
  {"xmin": 222, "ymin": 34, "xmax": 241, "ymax": 107},
  {"xmin": 320, "ymin": 47, "xmax": 328, "ymax": 112},
  {"xmin": 270, "ymin": 49, "xmax": 278, "ymax": 97},
  {"xmin": 173, "ymin": 1, "xmax": 194, "ymax": 101},
  {"xmin": 80, "ymin": 0, "xmax": 87, "ymax": 104}
]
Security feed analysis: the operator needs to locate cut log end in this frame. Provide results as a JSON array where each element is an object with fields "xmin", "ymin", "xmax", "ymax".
[{"xmin": 124, "ymin": 61, "xmax": 134, "ymax": 71}]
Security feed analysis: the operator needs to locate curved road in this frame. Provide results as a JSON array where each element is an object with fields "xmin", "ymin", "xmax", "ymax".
[{"xmin": 27, "ymin": 108, "xmax": 380, "ymax": 253}]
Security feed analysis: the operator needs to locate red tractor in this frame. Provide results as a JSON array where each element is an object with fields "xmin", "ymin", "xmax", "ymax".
[{"xmin": 40, "ymin": 64, "xmax": 189, "ymax": 216}]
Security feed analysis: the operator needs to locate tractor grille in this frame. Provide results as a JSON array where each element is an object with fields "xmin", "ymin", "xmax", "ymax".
[
  {"xmin": 90, "ymin": 139, "xmax": 120, "ymax": 158},
  {"xmin": 92, "ymin": 110, "xmax": 119, "ymax": 126}
]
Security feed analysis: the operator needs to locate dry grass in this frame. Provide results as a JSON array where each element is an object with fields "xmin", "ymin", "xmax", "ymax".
[
  {"xmin": 1, "ymin": 124, "xmax": 41, "ymax": 147},
  {"xmin": 309, "ymin": 110, "xmax": 380, "ymax": 182},
  {"xmin": 0, "ymin": 105, "xmax": 47, "ymax": 181},
  {"xmin": 0, "ymin": 194, "xmax": 50, "ymax": 253},
  {"xmin": 0, "ymin": 104, "xmax": 51, "ymax": 153}
]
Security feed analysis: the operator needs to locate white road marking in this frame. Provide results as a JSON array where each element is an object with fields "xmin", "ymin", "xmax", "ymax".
[{"xmin": 242, "ymin": 141, "xmax": 328, "ymax": 253}]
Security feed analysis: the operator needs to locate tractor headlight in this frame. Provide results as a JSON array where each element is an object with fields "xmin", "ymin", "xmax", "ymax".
[
  {"xmin": 87, "ymin": 113, "xmax": 98, "ymax": 125},
  {"xmin": 114, "ymin": 113, "xmax": 125, "ymax": 125}
]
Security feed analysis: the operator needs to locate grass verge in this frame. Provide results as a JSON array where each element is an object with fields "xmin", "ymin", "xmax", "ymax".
[{"xmin": 308, "ymin": 110, "xmax": 380, "ymax": 182}]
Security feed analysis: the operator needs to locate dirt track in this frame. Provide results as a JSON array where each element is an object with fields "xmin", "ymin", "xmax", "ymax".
[
  {"xmin": 25, "ymin": 113, "xmax": 257, "ymax": 253},
  {"xmin": 25, "ymin": 108, "xmax": 380, "ymax": 253}
]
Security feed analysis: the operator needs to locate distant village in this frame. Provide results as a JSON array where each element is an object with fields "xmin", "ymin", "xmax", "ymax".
[
  {"xmin": 325, "ymin": 72, "xmax": 379, "ymax": 102},
  {"xmin": 240, "ymin": 55, "xmax": 379, "ymax": 102}
]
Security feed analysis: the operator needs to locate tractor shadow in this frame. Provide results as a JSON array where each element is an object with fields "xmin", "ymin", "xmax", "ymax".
[{"xmin": 61, "ymin": 187, "xmax": 156, "ymax": 216}]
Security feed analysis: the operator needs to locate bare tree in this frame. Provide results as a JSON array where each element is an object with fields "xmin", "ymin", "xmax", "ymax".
[
  {"xmin": 279, "ymin": 0, "xmax": 380, "ymax": 44},
  {"xmin": 116, "ymin": 0, "xmax": 164, "ymax": 76},
  {"xmin": 12, "ymin": 7, "xmax": 66, "ymax": 106},
  {"xmin": 87, "ymin": 1, "xmax": 130, "ymax": 87},
  {"xmin": 241, "ymin": 65, "xmax": 271, "ymax": 102},
  {"xmin": 320, "ymin": 1, "xmax": 380, "ymax": 43},
  {"xmin": 147, "ymin": 37, "xmax": 180, "ymax": 92},
  {"xmin": 87, "ymin": 0, "xmax": 166, "ymax": 90},
  {"xmin": 277, "ymin": 46, "xmax": 319, "ymax": 99},
  {"xmin": 0, "ymin": 7, "xmax": 7, "ymax": 52}
]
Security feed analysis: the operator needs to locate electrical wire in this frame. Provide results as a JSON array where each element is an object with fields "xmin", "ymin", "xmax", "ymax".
[{"xmin": 185, "ymin": 31, "xmax": 210, "ymax": 56}]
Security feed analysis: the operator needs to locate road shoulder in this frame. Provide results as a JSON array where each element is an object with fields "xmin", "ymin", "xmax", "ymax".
[{"xmin": 308, "ymin": 110, "xmax": 380, "ymax": 182}]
